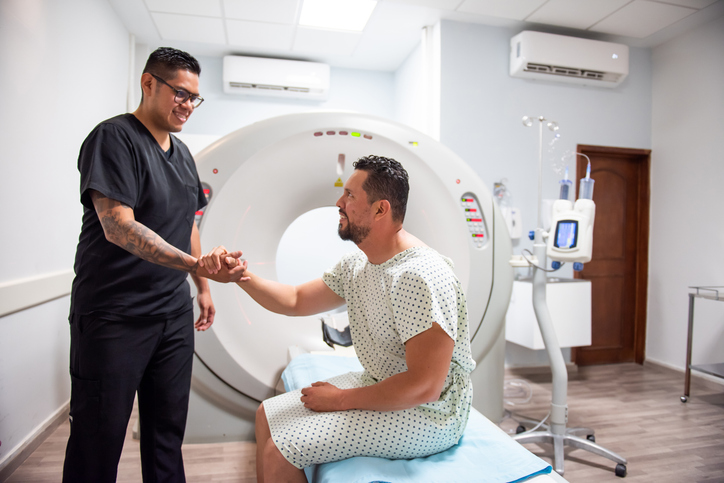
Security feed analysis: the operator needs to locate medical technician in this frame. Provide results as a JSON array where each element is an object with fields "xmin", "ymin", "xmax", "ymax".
[
  {"xmin": 63, "ymin": 47, "xmax": 245, "ymax": 483},
  {"xmin": 201, "ymin": 156, "xmax": 476, "ymax": 483}
]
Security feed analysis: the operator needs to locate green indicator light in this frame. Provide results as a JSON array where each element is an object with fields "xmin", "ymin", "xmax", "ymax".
[
  {"xmin": 466, "ymin": 218, "xmax": 471, "ymax": 222},
  {"xmin": 351, "ymin": 132, "xmax": 361, "ymax": 137}
]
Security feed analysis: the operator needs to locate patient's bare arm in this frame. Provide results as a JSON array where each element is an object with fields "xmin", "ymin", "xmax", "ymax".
[
  {"xmin": 300, "ymin": 323, "xmax": 454, "ymax": 412},
  {"xmin": 199, "ymin": 246, "xmax": 345, "ymax": 317}
]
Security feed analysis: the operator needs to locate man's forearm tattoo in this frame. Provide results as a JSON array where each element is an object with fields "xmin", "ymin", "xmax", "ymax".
[{"xmin": 99, "ymin": 209, "xmax": 198, "ymax": 274}]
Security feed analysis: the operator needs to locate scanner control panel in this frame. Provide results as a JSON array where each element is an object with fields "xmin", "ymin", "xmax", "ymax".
[{"xmin": 461, "ymin": 192, "xmax": 489, "ymax": 249}]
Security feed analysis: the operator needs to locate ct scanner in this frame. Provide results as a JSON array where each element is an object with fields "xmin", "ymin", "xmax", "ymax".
[{"xmin": 184, "ymin": 111, "xmax": 513, "ymax": 443}]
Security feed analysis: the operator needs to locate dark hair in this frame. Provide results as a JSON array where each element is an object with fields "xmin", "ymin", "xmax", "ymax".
[
  {"xmin": 143, "ymin": 47, "xmax": 201, "ymax": 80},
  {"xmin": 353, "ymin": 155, "xmax": 409, "ymax": 223}
]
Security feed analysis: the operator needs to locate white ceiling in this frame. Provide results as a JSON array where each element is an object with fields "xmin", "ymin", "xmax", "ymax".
[{"xmin": 108, "ymin": 0, "xmax": 724, "ymax": 71}]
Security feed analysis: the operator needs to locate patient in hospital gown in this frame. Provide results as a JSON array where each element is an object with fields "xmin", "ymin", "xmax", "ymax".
[
  {"xmin": 200, "ymin": 155, "xmax": 476, "ymax": 482},
  {"xmin": 265, "ymin": 246, "xmax": 475, "ymax": 467}
]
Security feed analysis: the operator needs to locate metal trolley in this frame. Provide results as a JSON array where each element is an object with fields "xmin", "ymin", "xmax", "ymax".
[{"xmin": 681, "ymin": 286, "xmax": 724, "ymax": 403}]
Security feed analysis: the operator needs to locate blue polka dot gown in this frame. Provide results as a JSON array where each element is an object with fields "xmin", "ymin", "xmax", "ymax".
[{"xmin": 262, "ymin": 247, "xmax": 477, "ymax": 469}]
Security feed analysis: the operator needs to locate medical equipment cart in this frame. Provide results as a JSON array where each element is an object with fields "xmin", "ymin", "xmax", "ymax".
[{"xmin": 681, "ymin": 286, "xmax": 724, "ymax": 403}]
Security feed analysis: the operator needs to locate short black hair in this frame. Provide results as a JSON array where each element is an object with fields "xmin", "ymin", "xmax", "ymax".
[
  {"xmin": 143, "ymin": 47, "xmax": 201, "ymax": 80},
  {"xmin": 353, "ymin": 155, "xmax": 409, "ymax": 223}
]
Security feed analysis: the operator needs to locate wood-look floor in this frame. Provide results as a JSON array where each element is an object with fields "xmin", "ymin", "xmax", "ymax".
[{"xmin": 6, "ymin": 362, "xmax": 724, "ymax": 483}]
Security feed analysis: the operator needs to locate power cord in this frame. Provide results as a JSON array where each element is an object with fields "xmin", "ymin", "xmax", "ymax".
[{"xmin": 522, "ymin": 249, "xmax": 563, "ymax": 272}]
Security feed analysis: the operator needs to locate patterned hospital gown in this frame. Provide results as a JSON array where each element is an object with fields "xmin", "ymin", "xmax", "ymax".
[{"xmin": 263, "ymin": 246, "xmax": 477, "ymax": 469}]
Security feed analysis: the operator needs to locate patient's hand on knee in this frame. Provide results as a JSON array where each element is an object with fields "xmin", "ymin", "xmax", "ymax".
[{"xmin": 300, "ymin": 382, "xmax": 345, "ymax": 412}]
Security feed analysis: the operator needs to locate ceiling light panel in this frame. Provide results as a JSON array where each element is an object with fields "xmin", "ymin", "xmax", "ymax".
[
  {"xmin": 293, "ymin": 26, "xmax": 362, "ymax": 55},
  {"xmin": 299, "ymin": 0, "xmax": 378, "ymax": 31},
  {"xmin": 145, "ymin": 0, "xmax": 222, "ymax": 17},
  {"xmin": 223, "ymin": 0, "xmax": 301, "ymax": 24},
  {"xmin": 352, "ymin": 1, "xmax": 433, "ymax": 69},
  {"xmin": 226, "ymin": 19, "xmax": 295, "ymax": 50},
  {"xmin": 151, "ymin": 12, "xmax": 226, "ymax": 43},
  {"xmin": 526, "ymin": 0, "xmax": 631, "ymax": 30},
  {"xmin": 589, "ymin": 0, "xmax": 696, "ymax": 38},
  {"xmin": 384, "ymin": 0, "xmax": 463, "ymax": 9},
  {"xmin": 457, "ymin": 0, "xmax": 546, "ymax": 20}
]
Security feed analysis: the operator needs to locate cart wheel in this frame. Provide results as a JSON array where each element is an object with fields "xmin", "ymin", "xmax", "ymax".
[
  {"xmin": 680, "ymin": 396, "xmax": 688, "ymax": 403},
  {"xmin": 615, "ymin": 463, "xmax": 627, "ymax": 477},
  {"xmin": 516, "ymin": 425, "xmax": 526, "ymax": 434},
  {"xmin": 586, "ymin": 434, "xmax": 596, "ymax": 442}
]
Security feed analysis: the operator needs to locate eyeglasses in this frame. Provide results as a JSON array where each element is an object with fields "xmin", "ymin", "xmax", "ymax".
[{"xmin": 151, "ymin": 74, "xmax": 204, "ymax": 108}]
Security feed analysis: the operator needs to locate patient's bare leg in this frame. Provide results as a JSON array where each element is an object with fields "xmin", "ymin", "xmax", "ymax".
[
  {"xmin": 255, "ymin": 404, "xmax": 269, "ymax": 483},
  {"xmin": 262, "ymin": 437, "xmax": 306, "ymax": 482},
  {"xmin": 255, "ymin": 403, "xmax": 306, "ymax": 483}
]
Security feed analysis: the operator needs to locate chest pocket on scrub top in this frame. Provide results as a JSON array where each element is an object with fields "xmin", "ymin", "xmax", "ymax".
[{"xmin": 183, "ymin": 182, "xmax": 199, "ymax": 226}]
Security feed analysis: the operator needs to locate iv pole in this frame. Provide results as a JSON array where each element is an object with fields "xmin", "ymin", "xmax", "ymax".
[{"xmin": 512, "ymin": 116, "xmax": 628, "ymax": 478}]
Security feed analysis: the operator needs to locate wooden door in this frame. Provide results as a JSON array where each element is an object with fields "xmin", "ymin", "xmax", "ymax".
[{"xmin": 572, "ymin": 145, "xmax": 650, "ymax": 365}]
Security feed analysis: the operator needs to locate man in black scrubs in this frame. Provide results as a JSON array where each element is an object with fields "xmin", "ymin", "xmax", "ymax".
[{"xmin": 63, "ymin": 47, "xmax": 244, "ymax": 482}]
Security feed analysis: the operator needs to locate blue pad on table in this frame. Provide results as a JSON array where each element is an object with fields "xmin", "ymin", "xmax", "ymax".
[{"xmin": 282, "ymin": 353, "xmax": 552, "ymax": 483}]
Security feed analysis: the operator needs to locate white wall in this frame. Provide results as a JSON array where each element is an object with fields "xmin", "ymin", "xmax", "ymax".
[
  {"xmin": 179, "ymin": 55, "xmax": 395, "ymax": 139},
  {"xmin": 648, "ymin": 16, "xmax": 724, "ymax": 370},
  {"xmin": 393, "ymin": 24, "xmax": 441, "ymax": 139},
  {"xmin": 0, "ymin": 0, "xmax": 129, "ymax": 467},
  {"xmin": 394, "ymin": 43, "xmax": 427, "ymax": 134},
  {"xmin": 437, "ymin": 20, "xmax": 653, "ymax": 367}
]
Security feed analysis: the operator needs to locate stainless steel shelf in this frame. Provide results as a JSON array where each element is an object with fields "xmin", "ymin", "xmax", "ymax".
[
  {"xmin": 690, "ymin": 363, "xmax": 724, "ymax": 379},
  {"xmin": 682, "ymin": 286, "xmax": 724, "ymax": 402}
]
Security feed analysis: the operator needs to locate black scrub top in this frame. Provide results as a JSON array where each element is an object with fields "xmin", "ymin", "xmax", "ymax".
[{"xmin": 70, "ymin": 113, "xmax": 207, "ymax": 319}]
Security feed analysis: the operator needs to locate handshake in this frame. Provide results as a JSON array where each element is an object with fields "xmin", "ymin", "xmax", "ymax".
[{"xmin": 196, "ymin": 246, "xmax": 251, "ymax": 284}]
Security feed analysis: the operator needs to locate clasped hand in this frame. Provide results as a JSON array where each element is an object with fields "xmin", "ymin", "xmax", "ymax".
[
  {"xmin": 300, "ymin": 381, "xmax": 345, "ymax": 412},
  {"xmin": 197, "ymin": 246, "xmax": 250, "ymax": 283}
]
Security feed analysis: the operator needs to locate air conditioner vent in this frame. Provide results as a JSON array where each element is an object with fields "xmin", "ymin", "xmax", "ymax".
[
  {"xmin": 229, "ymin": 82, "xmax": 312, "ymax": 94},
  {"xmin": 510, "ymin": 31, "xmax": 629, "ymax": 88},
  {"xmin": 223, "ymin": 56, "xmax": 330, "ymax": 100},
  {"xmin": 525, "ymin": 63, "xmax": 611, "ymax": 82}
]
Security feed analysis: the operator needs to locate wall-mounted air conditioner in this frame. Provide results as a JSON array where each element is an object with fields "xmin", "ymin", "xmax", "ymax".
[
  {"xmin": 510, "ymin": 31, "xmax": 629, "ymax": 88},
  {"xmin": 223, "ymin": 56, "xmax": 330, "ymax": 100}
]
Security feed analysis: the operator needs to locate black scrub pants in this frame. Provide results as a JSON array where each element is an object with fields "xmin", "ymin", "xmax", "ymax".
[{"xmin": 62, "ymin": 309, "xmax": 194, "ymax": 483}]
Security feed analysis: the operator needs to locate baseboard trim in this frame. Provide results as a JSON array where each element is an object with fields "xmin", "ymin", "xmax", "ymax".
[
  {"xmin": 505, "ymin": 363, "xmax": 578, "ymax": 377},
  {"xmin": 645, "ymin": 358, "xmax": 724, "ymax": 388},
  {"xmin": 0, "ymin": 401, "xmax": 70, "ymax": 481}
]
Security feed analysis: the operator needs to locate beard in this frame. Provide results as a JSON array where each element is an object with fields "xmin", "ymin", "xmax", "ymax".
[{"xmin": 338, "ymin": 218, "xmax": 371, "ymax": 245}]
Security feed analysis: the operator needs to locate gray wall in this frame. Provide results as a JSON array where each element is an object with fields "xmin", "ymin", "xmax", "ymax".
[
  {"xmin": 648, "ymin": 16, "xmax": 724, "ymax": 370},
  {"xmin": 437, "ymin": 20, "xmax": 654, "ymax": 366}
]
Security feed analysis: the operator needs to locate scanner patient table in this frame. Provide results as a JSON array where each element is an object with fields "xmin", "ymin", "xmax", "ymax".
[{"xmin": 281, "ymin": 354, "xmax": 568, "ymax": 483}]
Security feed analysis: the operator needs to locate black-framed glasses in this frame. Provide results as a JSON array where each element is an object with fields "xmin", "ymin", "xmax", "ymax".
[{"xmin": 151, "ymin": 74, "xmax": 204, "ymax": 108}]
